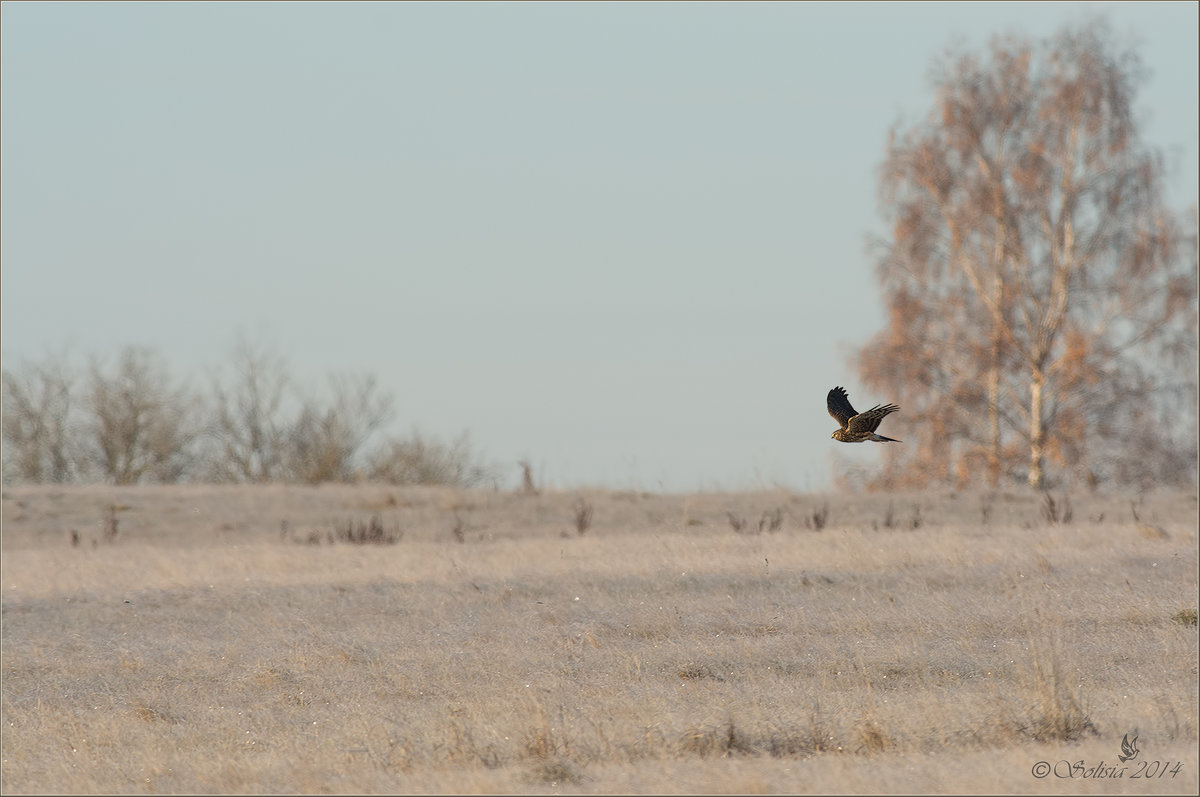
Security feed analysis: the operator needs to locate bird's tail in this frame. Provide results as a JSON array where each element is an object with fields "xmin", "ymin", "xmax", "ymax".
[{"xmin": 873, "ymin": 434, "xmax": 902, "ymax": 443}]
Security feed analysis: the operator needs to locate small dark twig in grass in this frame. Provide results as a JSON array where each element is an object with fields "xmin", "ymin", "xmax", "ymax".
[
  {"xmin": 332, "ymin": 515, "xmax": 401, "ymax": 545},
  {"xmin": 451, "ymin": 512, "xmax": 466, "ymax": 544},
  {"xmin": 573, "ymin": 499, "xmax": 593, "ymax": 536},
  {"xmin": 519, "ymin": 460, "xmax": 538, "ymax": 495},
  {"xmin": 1041, "ymin": 492, "xmax": 1073, "ymax": 525},
  {"xmin": 763, "ymin": 711, "xmax": 835, "ymax": 757},
  {"xmin": 1017, "ymin": 637, "xmax": 1098, "ymax": 743},
  {"xmin": 528, "ymin": 757, "xmax": 582, "ymax": 785},
  {"xmin": 678, "ymin": 720, "xmax": 751, "ymax": 757},
  {"xmin": 874, "ymin": 501, "xmax": 923, "ymax": 530},
  {"xmin": 103, "ymin": 505, "xmax": 119, "ymax": 543},
  {"xmin": 803, "ymin": 503, "xmax": 829, "ymax": 531},
  {"xmin": 854, "ymin": 719, "xmax": 891, "ymax": 753},
  {"xmin": 759, "ymin": 507, "xmax": 783, "ymax": 533}
]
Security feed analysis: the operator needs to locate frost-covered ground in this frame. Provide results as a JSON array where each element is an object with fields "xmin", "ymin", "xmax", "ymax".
[{"xmin": 2, "ymin": 484, "xmax": 1196, "ymax": 794}]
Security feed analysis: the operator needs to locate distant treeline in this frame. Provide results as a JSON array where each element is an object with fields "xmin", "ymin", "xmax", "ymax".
[{"xmin": 1, "ymin": 342, "xmax": 496, "ymax": 487}]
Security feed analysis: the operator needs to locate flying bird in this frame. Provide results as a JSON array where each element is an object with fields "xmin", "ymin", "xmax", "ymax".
[{"xmin": 827, "ymin": 386, "xmax": 901, "ymax": 443}]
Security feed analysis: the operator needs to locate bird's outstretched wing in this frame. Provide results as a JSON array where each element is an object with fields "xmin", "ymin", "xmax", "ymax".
[
  {"xmin": 827, "ymin": 387, "xmax": 858, "ymax": 430},
  {"xmin": 846, "ymin": 403, "xmax": 900, "ymax": 434}
]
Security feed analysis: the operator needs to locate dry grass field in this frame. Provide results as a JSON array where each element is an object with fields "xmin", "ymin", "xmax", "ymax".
[{"xmin": 1, "ymin": 483, "xmax": 1197, "ymax": 794}]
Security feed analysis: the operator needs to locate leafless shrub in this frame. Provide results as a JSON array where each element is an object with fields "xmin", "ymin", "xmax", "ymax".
[
  {"xmin": 1128, "ymin": 497, "xmax": 1171, "ymax": 538},
  {"xmin": 518, "ymin": 460, "xmax": 538, "ymax": 495},
  {"xmin": 450, "ymin": 512, "xmax": 466, "ymax": 544},
  {"xmin": 1156, "ymin": 696, "xmax": 1194, "ymax": 743},
  {"xmin": 678, "ymin": 720, "xmax": 752, "ymax": 758},
  {"xmin": 102, "ymin": 505, "xmax": 119, "ymax": 543},
  {"xmin": 443, "ymin": 714, "xmax": 502, "ymax": 769},
  {"xmin": 86, "ymin": 347, "xmax": 201, "ymax": 484},
  {"xmin": 344, "ymin": 735, "xmax": 414, "ymax": 773},
  {"xmin": 527, "ymin": 757, "xmax": 582, "ymax": 786},
  {"xmin": 762, "ymin": 713, "xmax": 835, "ymax": 758},
  {"xmin": 572, "ymin": 498, "xmax": 593, "ymax": 536},
  {"xmin": 1041, "ymin": 492, "xmax": 1073, "ymax": 525},
  {"xmin": 4, "ymin": 342, "xmax": 491, "ymax": 488},
  {"xmin": 726, "ymin": 511, "xmax": 746, "ymax": 533},
  {"xmin": 1, "ymin": 354, "xmax": 82, "ymax": 484},
  {"xmin": 522, "ymin": 724, "xmax": 561, "ymax": 760},
  {"xmin": 285, "ymin": 374, "xmax": 393, "ymax": 484},
  {"xmin": 853, "ymin": 718, "xmax": 892, "ymax": 754},
  {"xmin": 208, "ymin": 345, "xmax": 395, "ymax": 485},
  {"xmin": 803, "ymin": 503, "xmax": 829, "ymax": 531},
  {"xmin": 758, "ymin": 507, "xmax": 783, "ymax": 533},
  {"xmin": 1172, "ymin": 609, "xmax": 1198, "ymax": 627},
  {"xmin": 368, "ymin": 431, "xmax": 493, "ymax": 487},
  {"xmin": 1018, "ymin": 689, "xmax": 1096, "ymax": 743},
  {"xmin": 206, "ymin": 338, "xmax": 292, "ymax": 482},
  {"xmin": 675, "ymin": 662, "xmax": 717, "ymax": 680},
  {"xmin": 875, "ymin": 500, "xmax": 923, "ymax": 530},
  {"xmin": 331, "ymin": 515, "xmax": 401, "ymax": 545},
  {"xmin": 1014, "ymin": 636, "xmax": 1097, "ymax": 743},
  {"xmin": 980, "ymin": 495, "xmax": 994, "ymax": 525}
]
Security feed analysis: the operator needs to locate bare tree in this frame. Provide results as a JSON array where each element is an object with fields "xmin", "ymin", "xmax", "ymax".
[
  {"xmin": 85, "ymin": 346, "xmax": 200, "ymax": 484},
  {"xmin": 207, "ymin": 338, "xmax": 292, "ymax": 482},
  {"xmin": 368, "ymin": 430, "xmax": 494, "ymax": 487},
  {"xmin": 1, "ymin": 354, "xmax": 82, "ymax": 483},
  {"xmin": 284, "ymin": 373, "xmax": 394, "ymax": 484},
  {"xmin": 3, "ymin": 341, "xmax": 503, "ymax": 490},
  {"xmin": 856, "ymin": 19, "xmax": 1197, "ymax": 490}
]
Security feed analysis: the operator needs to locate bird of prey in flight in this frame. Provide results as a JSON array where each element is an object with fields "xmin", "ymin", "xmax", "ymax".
[{"xmin": 828, "ymin": 386, "xmax": 901, "ymax": 443}]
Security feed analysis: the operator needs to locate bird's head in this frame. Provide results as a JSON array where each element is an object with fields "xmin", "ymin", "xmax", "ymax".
[{"xmin": 830, "ymin": 431, "xmax": 837, "ymax": 440}]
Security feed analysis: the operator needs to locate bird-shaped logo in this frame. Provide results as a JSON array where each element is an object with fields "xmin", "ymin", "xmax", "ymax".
[{"xmin": 1118, "ymin": 731, "xmax": 1140, "ymax": 763}]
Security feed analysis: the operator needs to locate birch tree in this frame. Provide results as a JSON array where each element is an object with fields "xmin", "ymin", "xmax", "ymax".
[{"xmin": 857, "ymin": 19, "xmax": 1197, "ymax": 490}]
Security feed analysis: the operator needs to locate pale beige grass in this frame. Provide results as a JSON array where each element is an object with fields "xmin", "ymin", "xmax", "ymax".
[{"xmin": 2, "ymin": 485, "xmax": 1197, "ymax": 794}]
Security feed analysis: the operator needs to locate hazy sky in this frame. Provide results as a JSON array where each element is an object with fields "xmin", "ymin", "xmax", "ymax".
[{"xmin": 3, "ymin": 2, "xmax": 1197, "ymax": 492}]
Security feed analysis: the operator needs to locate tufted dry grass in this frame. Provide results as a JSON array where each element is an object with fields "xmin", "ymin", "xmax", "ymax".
[{"xmin": 2, "ymin": 484, "xmax": 1197, "ymax": 794}]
